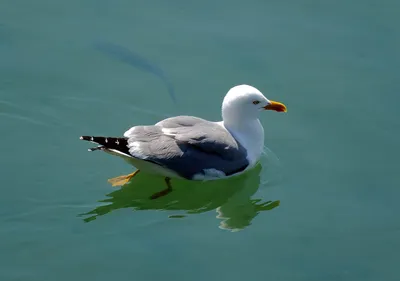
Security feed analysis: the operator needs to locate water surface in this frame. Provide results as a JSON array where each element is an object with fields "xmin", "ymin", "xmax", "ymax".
[{"xmin": 0, "ymin": 0, "xmax": 399, "ymax": 280}]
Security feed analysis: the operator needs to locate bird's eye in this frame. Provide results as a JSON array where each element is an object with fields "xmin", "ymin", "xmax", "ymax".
[{"xmin": 252, "ymin": 100, "xmax": 260, "ymax": 105}]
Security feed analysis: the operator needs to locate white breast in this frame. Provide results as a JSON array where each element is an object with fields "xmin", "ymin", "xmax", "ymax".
[{"xmin": 216, "ymin": 120, "xmax": 264, "ymax": 167}]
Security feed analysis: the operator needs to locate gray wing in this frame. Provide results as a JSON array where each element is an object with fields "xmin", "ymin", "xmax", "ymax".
[
  {"xmin": 124, "ymin": 116, "xmax": 249, "ymax": 179},
  {"xmin": 155, "ymin": 115, "xmax": 207, "ymax": 128}
]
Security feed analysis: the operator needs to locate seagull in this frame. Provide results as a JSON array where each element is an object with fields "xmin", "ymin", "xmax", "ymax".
[{"xmin": 80, "ymin": 84, "xmax": 287, "ymax": 199}]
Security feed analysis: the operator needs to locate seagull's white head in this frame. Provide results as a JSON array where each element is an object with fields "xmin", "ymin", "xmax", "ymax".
[{"xmin": 221, "ymin": 84, "xmax": 287, "ymax": 125}]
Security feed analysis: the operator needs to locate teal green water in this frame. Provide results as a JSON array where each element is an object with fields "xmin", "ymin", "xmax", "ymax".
[{"xmin": 1, "ymin": 1, "xmax": 400, "ymax": 280}]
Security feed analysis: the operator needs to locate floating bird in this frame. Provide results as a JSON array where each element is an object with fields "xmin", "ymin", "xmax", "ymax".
[{"xmin": 80, "ymin": 84, "xmax": 287, "ymax": 199}]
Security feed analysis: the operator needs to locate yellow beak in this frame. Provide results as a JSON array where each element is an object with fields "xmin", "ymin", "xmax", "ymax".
[{"xmin": 263, "ymin": 100, "xmax": 287, "ymax": 112}]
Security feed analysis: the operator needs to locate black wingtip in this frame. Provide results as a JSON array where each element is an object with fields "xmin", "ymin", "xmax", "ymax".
[
  {"xmin": 80, "ymin": 136, "xmax": 93, "ymax": 141},
  {"xmin": 79, "ymin": 136, "xmax": 130, "ymax": 155}
]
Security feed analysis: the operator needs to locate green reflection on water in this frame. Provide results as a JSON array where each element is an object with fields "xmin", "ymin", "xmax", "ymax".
[{"xmin": 80, "ymin": 163, "xmax": 279, "ymax": 231}]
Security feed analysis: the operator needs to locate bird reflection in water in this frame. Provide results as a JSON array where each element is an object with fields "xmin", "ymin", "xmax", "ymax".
[{"xmin": 79, "ymin": 163, "xmax": 280, "ymax": 231}]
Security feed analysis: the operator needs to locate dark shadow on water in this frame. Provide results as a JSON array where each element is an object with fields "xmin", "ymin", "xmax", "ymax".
[
  {"xmin": 93, "ymin": 41, "xmax": 177, "ymax": 104},
  {"xmin": 79, "ymin": 163, "xmax": 280, "ymax": 231}
]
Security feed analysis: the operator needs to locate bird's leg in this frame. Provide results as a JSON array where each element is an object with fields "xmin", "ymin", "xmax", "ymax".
[
  {"xmin": 150, "ymin": 177, "xmax": 173, "ymax": 199},
  {"xmin": 108, "ymin": 170, "xmax": 140, "ymax": 187}
]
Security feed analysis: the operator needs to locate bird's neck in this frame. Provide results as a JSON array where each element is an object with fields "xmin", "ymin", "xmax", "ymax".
[{"xmin": 223, "ymin": 118, "xmax": 265, "ymax": 166}]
